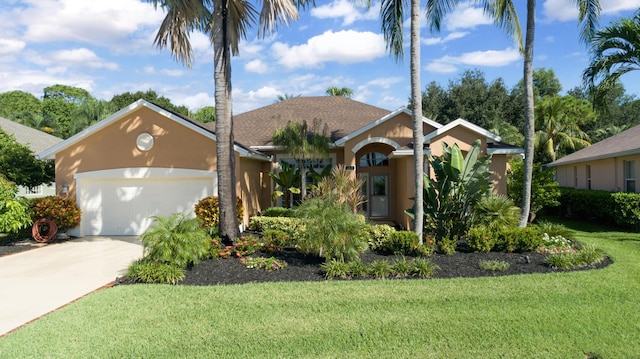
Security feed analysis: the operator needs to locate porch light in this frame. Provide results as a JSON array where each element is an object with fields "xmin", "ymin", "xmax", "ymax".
[{"xmin": 60, "ymin": 183, "xmax": 69, "ymax": 195}]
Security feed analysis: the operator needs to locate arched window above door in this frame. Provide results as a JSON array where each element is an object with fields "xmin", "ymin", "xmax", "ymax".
[{"xmin": 359, "ymin": 152, "xmax": 389, "ymax": 167}]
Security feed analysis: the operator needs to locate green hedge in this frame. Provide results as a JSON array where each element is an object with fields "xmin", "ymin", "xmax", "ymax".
[
  {"xmin": 558, "ymin": 188, "xmax": 640, "ymax": 229},
  {"xmin": 248, "ymin": 216, "xmax": 307, "ymax": 241}
]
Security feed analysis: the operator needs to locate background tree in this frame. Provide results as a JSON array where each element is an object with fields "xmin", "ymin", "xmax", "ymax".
[
  {"xmin": 272, "ymin": 120, "xmax": 330, "ymax": 201},
  {"xmin": 420, "ymin": 81, "xmax": 447, "ymax": 121},
  {"xmin": 191, "ymin": 106, "xmax": 216, "ymax": 123},
  {"xmin": 507, "ymin": 158, "xmax": 560, "ymax": 223},
  {"xmin": 0, "ymin": 129, "xmax": 54, "ymax": 188},
  {"xmin": 276, "ymin": 93, "xmax": 300, "ymax": 102},
  {"xmin": 147, "ymin": 0, "xmax": 303, "ymax": 243},
  {"xmin": 325, "ymin": 86, "xmax": 354, "ymax": 98},
  {"xmin": 0, "ymin": 176, "xmax": 32, "ymax": 234},
  {"xmin": 109, "ymin": 90, "xmax": 189, "ymax": 116},
  {"xmin": 42, "ymin": 84, "xmax": 92, "ymax": 138},
  {"xmin": 0, "ymin": 91, "xmax": 42, "ymax": 120}
]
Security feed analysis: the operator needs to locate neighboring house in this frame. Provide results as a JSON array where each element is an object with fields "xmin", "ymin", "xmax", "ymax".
[
  {"xmin": 548, "ymin": 123, "xmax": 640, "ymax": 193},
  {"xmin": 38, "ymin": 98, "xmax": 523, "ymax": 236},
  {"xmin": 0, "ymin": 117, "xmax": 62, "ymax": 198}
]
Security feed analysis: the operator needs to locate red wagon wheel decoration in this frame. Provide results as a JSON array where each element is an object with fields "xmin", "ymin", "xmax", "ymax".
[{"xmin": 32, "ymin": 218, "xmax": 58, "ymax": 243}]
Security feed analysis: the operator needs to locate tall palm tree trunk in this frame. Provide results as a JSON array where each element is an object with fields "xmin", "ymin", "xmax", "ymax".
[
  {"xmin": 410, "ymin": 0, "xmax": 423, "ymax": 243},
  {"xmin": 520, "ymin": 0, "xmax": 536, "ymax": 227},
  {"xmin": 214, "ymin": 0, "xmax": 239, "ymax": 243}
]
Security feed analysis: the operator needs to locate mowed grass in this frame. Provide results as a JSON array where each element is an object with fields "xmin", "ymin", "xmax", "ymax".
[{"xmin": 1, "ymin": 222, "xmax": 639, "ymax": 358}]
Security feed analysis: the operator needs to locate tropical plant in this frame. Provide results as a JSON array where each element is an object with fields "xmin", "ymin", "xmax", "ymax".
[
  {"xmin": 294, "ymin": 196, "xmax": 367, "ymax": 262},
  {"xmin": 125, "ymin": 259, "xmax": 185, "ymax": 284},
  {"xmin": 140, "ymin": 213, "xmax": 211, "ymax": 269},
  {"xmin": 275, "ymin": 93, "xmax": 301, "ymax": 102},
  {"xmin": 411, "ymin": 257, "xmax": 439, "ymax": 278},
  {"xmin": 325, "ymin": 86, "xmax": 353, "ymax": 98},
  {"xmin": 272, "ymin": 120, "xmax": 330, "ymax": 200},
  {"xmin": 466, "ymin": 227, "xmax": 497, "ymax": 253},
  {"xmin": 507, "ymin": 158, "xmax": 560, "ymax": 223},
  {"xmin": 426, "ymin": 0, "xmax": 600, "ymax": 227},
  {"xmin": 30, "ymin": 196, "xmax": 81, "ymax": 231},
  {"xmin": 407, "ymin": 139, "xmax": 492, "ymax": 253},
  {"xmin": 268, "ymin": 161, "xmax": 300, "ymax": 208},
  {"xmin": 471, "ymin": 194, "xmax": 520, "ymax": 231},
  {"xmin": 194, "ymin": 196, "xmax": 244, "ymax": 230},
  {"xmin": 479, "ymin": 260, "xmax": 510, "ymax": 272},
  {"xmin": 0, "ymin": 176, "xmax": 32, "ymax": 234},
  {"xmin": 311, "ymin": 164, "xmax": 366, "ymax": 213},
  {"xmin": 0, "ymin": 129, "xmax": 55, "ymax": 188},
  {"xmin": 260, "ymin": 206, "xmax": 294, "ymax": 218},
  {"xmin": 583, "ymin": 10, "xmax": 640, "ymax": 110},
  {"xmin": 147, "ymin": 0, "xmax": 305, "ymax": 244},
  {"xmin": 321, "ymin": 259, "xmax": 349, "ymax": 279}
]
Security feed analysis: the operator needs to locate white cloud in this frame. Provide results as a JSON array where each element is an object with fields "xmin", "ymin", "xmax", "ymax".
[
  {"xmin": 543, "ymin": 0, "xmax": 640, "ymax": 22},
  {"xmin": 273, "ymin": 30, "xmax": 386, "ymax": 68},
  {"xmin": 161, "ymin": 69, "xmax": 184, "ymax": 77},
  {"xmin": 311, "ymin": 0, "xmax": 378, "ymax": 26},
  {"xmin": 0, "ymin": 39, "xmax": 26, "ymax": 55},
  {"xmin": 364, "ymin": 77, "xmax": 404, "ymax": 89},
  {"xmin": 0, "ymin": 68, "xmax": 95, "ymax": 96},
  {"xmin": 422, "ymin": 32, "xmax": 469, "ymax": 46},
  {"xmin": 178, "ymin": 92, "xmax": 214, "ymax": 111},
  {"xmin": 444, "ymin": 2, "xmax": 493, "ymax": 31},
  {"xmin": 426, "ymin": 48, "xmax": 520, "ymax": 73},
  {"xmin": 245, "ymin": 59, "xmax": 270, "ymax": 74},
  {"xmin": 51, "ymin": 48, "xmax": 120, "ymax": 70}
]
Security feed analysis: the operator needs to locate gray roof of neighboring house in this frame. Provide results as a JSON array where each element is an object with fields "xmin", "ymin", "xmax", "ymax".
[
  {"xmin": 228, "ymin": 96, "xmax": 392, "ymax": 147},
  {"xmin": 548, "ymin": 123, "xmax": 640, "ymax": 167},
  {"xmin": 0, "ymin": 117, "xmax": 63, "ymax": 154}
]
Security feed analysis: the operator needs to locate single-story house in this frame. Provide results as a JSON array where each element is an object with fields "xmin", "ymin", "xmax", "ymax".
[
  {"xmin": 0, "ymin": 116, "xmax": 62, "ymax": 198},
  {"xmin": 38, "ymin": 97, "xmax": 523, "ymax": 236},
  {"xmin": 548, "ymin": 123, "xmax": 640, "ymax": 193}
]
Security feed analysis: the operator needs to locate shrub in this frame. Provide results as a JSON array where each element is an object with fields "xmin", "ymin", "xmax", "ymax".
[
  {"xmin": 294, "ymin": 196, "xmax": 367, "ymax": 262},
  {"xmin": 310, "ymin": 164, "xmax": 366, "ymax": 213},
  {"xmin": 347, "ymin": 260, "xmax": 367, "ymax": 278},
  {"xmin": 507, "ymin": 158, "xmax": 560, "ymax": 222},
  {"xmin": 466, "ymin": 227, "xmax": 497, "ymax": 253},
  {"xmin": 391, "ymin": 257, "xmax": 412, "ymax": 277},
  {"xmin": 575, "ymin": 243, "xmax": 606, "ymax": 266},
  {"xmin": 610, "ymin": 192, "xmax": 640, "ymax": 229},
  {"xmin": 321, "ymin": 259, "xmax": 349, "ymax": 279},
  {"xmin": 411, "ymin": 258, "xmax": 439, "ymax": 278},
  {"xmin": 194, "ymin": 196, "xmax": 244, "ymax": 228},
  {"xmin": 534, "ymin": 221, "xmax": 575, "ymax": 241},
  {"xmin": 0, "ymin": 177, "xmax": 32, "ymax": 234},
  {"xmin": 479, "ymin": 260, "xmax": 510, "ymax": 272},
  {"xmin": 437, "ymin": 237, "xmax": 457, "ymax": 255},
  {"xmin": 125, "ymin": 259, "xmax": 185, "ymax": 284},
  {"xmin": 545, "ymin": 252, "xmax": 575, "ymax": 269},
  {"xmin": 240, "ymin": 257, "xmax": 288, "ymax": 271},
  {"xmin": 472, "ymin": 195, "xmax": 520, "ymax": 231},
  {"xmin": 140, "ymin": 213, "xmax": 211, "ymax": 269},
  {"xmin": 368, "ymin": 260, "xmax": 392, "ymax": 279},
  {"xmin": 379, "ymin": 231, "xmax": 434, "ymax": 257},
  {"xmin": 231, "ymin": 235, "xmax": 261, "ymax": 257},
  {"xmin": 360, "ymin": 224, "xmax": 396, "ymax": 251},
  {"xmin": 494, "ymin": 227, "xmax": 542, "ymax": 253},
  {"xmin": 260, "ymin": 207, "xmax": 294, "ymax": 217},
  {"xmin": 558, "ymin": 187, "xmax": 613, "ymax": 221},
  {"xmin": 248, "ymin": 216, "xmax": 306, "ymax": 240},
  {"xmin": 545, "ymin": 243, "xmax": 606, "ymax": 269},
  {"xmin": 261, "ymin": 229, "xmax": 290, "ymax": 253},
  {"xmin": 30, "ymin": 196, "xmax": 81, "ymax": 231}
]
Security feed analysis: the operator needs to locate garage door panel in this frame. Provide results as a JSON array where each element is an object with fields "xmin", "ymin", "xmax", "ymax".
[{"xmin": 80, "ymin": 177, "xmax": 214, "ymax": 236}]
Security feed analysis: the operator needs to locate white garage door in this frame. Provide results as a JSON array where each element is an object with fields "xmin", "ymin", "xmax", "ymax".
[{"xmin": 76, "ymin": 169, "xmax": 216, "ymax": 236}]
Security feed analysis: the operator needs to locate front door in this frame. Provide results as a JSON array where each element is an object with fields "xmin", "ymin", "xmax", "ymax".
[{"xmin": 360, "ymin": 173, "xmax": 389, "ymax": 217}]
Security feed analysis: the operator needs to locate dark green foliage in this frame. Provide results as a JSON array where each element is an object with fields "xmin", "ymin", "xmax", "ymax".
[
  {"xmin": 294, "ymin": 196, "xmax": 367, "ymax": 262},
  {"xmin": 534, "ymin": 221, "xmax": 576, "ymax": 241},
  {"xmin": 261, "ymin": 229, "xmax": 290, "ymax": 252},
  {"xmin": 0, "ymin": 91, "xmax": 42, "ymax": 119},
  {"xmin": 545, "ymin": 243, "xmax": 606, "ymax": 270},
  {"xmin": 194, "ymin": 196, "xmax": 244, "ymax": 228},
  {"xmin": 30, "ymin": 196, "xmax": 81, "ymax": 231},
  {"xmin": 494, "ymin": 227, "xmax": 543, "ymax": 253},
  {"xmin": 379, "ymin": 231, "xmax": 434, "ymax": 257},
  {"xmin": 347, "ymin": 260, "xmax": 367, "ymax": 277},
  {"xmin": 0, "ymin": 130, "xmax": 55, "ymax": 188},
  {"xmin": 610, "ymin": 192, "xmax": 640, "ymax": 229},
  {"xmin": 109, "ymin": 90, "xmax": 188, "ymax": 116},
  {"xmin": 466, "ymin": 227, "xmax": 497, "ymax": 253},
  {"xmin": 507, "ymin": 158, "xmax": 560, "ymax": 221},
  {"xmin": 472, "ymin": 195, "xmax": 520, "ymax": 231},
  {"xmin": 125, "ymin": 259, "xmax": 185, "ymax": 284},
  {"xmin": 0, "ymin": 176, "xmax": 32, "ymax": 233},
  {"xmin": 321, "ymin": 259, "xmax": 349, "ymax": 279},
  {"xmin": 368, "ymin": 260, "xmax": 392, "ymax": 279},
  {"xmin": 411, "ymin": 258, "xmax": 439, "ymax": 278},
  {"xmin": 558, "ymin": 188, "xmax": 640, "ymax": 229},
  {"xmin": 260, "ymin": 207, "xmax": 295, "ymax": 217},
  {"xmin": 268, "ymin": 162, "xmax": 301, "ymax": 209},
  {"xmin": 140, "ymin": 213, "xmax": 211, "ymax": 269},
  {"xmin": 391, "ymin": 257, "xmax": 412, "ymax": 276}
]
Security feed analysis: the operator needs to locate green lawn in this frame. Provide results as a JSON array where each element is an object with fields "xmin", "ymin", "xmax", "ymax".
[{"xmin": 2, "ymin": 221, "xmax": 639, "ymax": 358}]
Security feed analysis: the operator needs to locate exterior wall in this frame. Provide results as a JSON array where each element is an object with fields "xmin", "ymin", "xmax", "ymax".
[
  {"xmin": 555, "ymin": 154, "xmax": 640, "ymax": 193},
  {"xmin": 489, "ymin": 154, "xmax": 509, "ymax": 195},
  {"xmin": 55, "ymin": 107, "xmax": 217, "ymax": 199},
  {"xmin": 238, "ymin": 157, "xmax": 270, "ymax": 224},
  {"xmin": 429, "ymin": 127, "xmax": 488, "ymax": 157}
]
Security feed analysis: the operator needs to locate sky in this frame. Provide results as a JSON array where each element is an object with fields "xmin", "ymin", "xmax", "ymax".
[{"xmin": 1, "ymin": 0, "xmax": 640, "ymax": 115}]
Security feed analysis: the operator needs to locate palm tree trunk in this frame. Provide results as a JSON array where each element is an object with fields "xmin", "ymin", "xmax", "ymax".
[
  {"xmin": 520, "ymin": 0, "xmax": 536, "ymax": 227},
  {"xmin": 300, "ymin": 162, "xmax": 307, "ymax": 201},
  {"xmin": 214, "ymin": 0, "xmax": 239, "ymax": 243},
  {"xmin": 410, "ymin": 0, "xmax": 423, "ymax": 243}
]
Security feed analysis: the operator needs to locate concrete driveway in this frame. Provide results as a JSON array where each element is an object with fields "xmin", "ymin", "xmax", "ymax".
[{"xmin": 0, "ymin": 236, "xmax": 142, "ymax": 336}]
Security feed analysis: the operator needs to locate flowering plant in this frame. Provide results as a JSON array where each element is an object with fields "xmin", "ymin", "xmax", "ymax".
[
  {"xmin": 239, "ymin": 256, "xmax": 288, "ymax": 271},
  {"xmin": 537, "ymin": 233, "xmax": 576, "ymax": 255}
]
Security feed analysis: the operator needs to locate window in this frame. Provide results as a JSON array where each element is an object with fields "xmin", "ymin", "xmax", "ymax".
[
  {"xmin": 26, "ymin": 185, "xmax": 43, "ymax": 195},
  {"xmin": 624, "ymin": 160, "xmax": 636, "ymax": 193},
  {"xmin": 359, "ymin": 152, "xmax": 389, "ymax": 167},
  {"xmin": 586, "ymin": 165, "xmax": 591, "ymax": 190}
]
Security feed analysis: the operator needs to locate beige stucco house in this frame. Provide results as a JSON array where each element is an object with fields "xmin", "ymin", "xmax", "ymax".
[
  {"xmin": 548, "ymin": 123, "xmax": 640, "ymax": 193},
  {"xmin": 38, "ymin": 97, "xmax": 522, "ymax": 236}
]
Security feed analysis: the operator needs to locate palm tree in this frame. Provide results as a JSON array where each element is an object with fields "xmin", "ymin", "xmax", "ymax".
[
  {"xmin": 583, "ymin": 10, "xmax": 640, "ymax": 109},
  {"xmin": 146, "ymin": 0, "xmax": 302, "ymax": 243},
  {"xmin": 325, "ymin": 86, "xmax": 354, "ymax": 98},
  {"xmin": 275, "ymin": 93, "xmax": 301, "ymax": 102},
  {"xmin": 534, "ymin": 96, "xmax": 594, "ymax": 162},
  {"xmin": 426, "ymin": 0, "xmax": 600, "ymax": 227},
  {"xmin": 272, "ymin": 120, "xmax": 330, "ymax": 201}
]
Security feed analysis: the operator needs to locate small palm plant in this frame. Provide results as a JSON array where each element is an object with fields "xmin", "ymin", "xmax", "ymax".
[{"xmin": 472, "ymin": 195, "xmax": 520, "ymax": 231}]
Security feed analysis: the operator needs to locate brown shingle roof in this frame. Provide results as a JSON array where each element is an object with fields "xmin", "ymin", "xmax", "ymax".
[
  {"xmin": 229, "ymin": 96, "xmax": 392, "ymax": 147},
  {"xmin": 548, "ymin": 123, "xmax": 640, "ymax": 166}
]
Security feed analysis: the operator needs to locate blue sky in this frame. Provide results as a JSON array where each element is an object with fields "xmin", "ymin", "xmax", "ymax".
[{"xmin": 1, "ymin": 0, "xmax": 639, "ymax": 114}]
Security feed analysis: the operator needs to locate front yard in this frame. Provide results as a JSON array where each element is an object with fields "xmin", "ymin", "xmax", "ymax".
[{"xmin": 0, "ymin": 220, "xmax": 638, "ymax": 358}]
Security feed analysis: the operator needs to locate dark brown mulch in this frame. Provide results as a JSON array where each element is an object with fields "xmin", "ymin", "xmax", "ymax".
[{"xmin": 180, "ymin": 242, "xmax": 613, "ymax": 286}]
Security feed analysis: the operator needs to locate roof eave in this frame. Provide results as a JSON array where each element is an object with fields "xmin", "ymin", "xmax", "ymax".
[{"xmin": 548, "ymin": 148, "xmax": 640, "ymax": 167}]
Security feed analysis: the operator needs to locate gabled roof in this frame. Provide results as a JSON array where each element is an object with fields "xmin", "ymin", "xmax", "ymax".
[
  {"xmin": 38, "ymin": 99, "xmax": 268, "ymax": 161},
  {"xmin": 0, "ymin": 117, "xmax": 63, "ymax": 154},
  {"xmin": 230, "ymin": 96, "xmax": 391, "ymax": 147},
  {"xmin": 548, "ymin": 123, "xmax": 640, "ymax": 167},
  {"xmin": 334, "ymin": 107, "xmax": 442, "ymax": 147},
  {"xmin": 424, "ymin": 118, "xmax": 502, "ymax": 143}
]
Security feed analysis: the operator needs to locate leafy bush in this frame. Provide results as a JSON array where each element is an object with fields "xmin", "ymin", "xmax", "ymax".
[
  {"xmin": 360, "ymin": 223, "xmax": 396, "ymax": 251},
  {"xmin": 321, "ymin": 259, "xmax": 349, "ymax": 279},
  {"xmin": 294, "ymin": 196, "xmax": 367, "ymax": 262},
  {"xmin": 558, "ymin": 188, "xmax": 640, "ymax": 229},
  {"xmin": 248, "ymin": 216, "xmax": 306, "ymax": 240},
  {"xmin": 125, "ymin": 259, "xmax": 185, "ymax": 284},
  {"xmin": 194, "ymin": 196, "xmax": 244, "ymax": 228},
  {"xmin": 30, "ymin": 195, "xmax": 81, "ymax": 231},
  {"xmin": 466, "ymin": 227, "xmax": 497, "ymax": 253},
  {"xmin": 610, "ymin": 192, "xmax": 640, "ymax": 229},
  {"xmin": 140, "ymin": 213, "xmax": 211, "ymax": 269},
  {"xmin": 494, "ymin": 227, "xmax": 542, "ymax": 253},
  {"xmin": 379, "ymin": 231, "xmax": 434, "ymax": 257},
  {"xmin": 534, "ymin": 221, "xmax": 575, "ymax": 241},
  {"xmin": 261, "ymin": 229, "xmax": 290, "ymax": 253},
  {"xmin": 507, "ymin": 158, "xmax": 560, "ymax": 222},
  {"xmin": 310, "ymin": 164, "xmax": 366, "ymax": 213},
  {"xmin": 368, "ymin": 260, "xmax": 392, "ymax": 279},
  {"xmin": 260, "ymin": 207, "xmax": 294, "ymax": 217},
  {"xmin": 0, "ymin": 176, "xmax": 32, "ymax": 233},
  {"xmin": 479, "ymin": 260, "xmax": 510, "ymax": 272},
  {"xmin": 545, "ymin": 244, "xmax": 606, "ymax": 270},
  {"xmin": 240, "ymin": 257, "xmax": 288, "ymax": 271},
  {"xmin": 411, "ymin": 258, "xmax": 439, "ymax": 278},
  {"xmin": 472, "ymin": 195, "xmax": 520, "ymax": 231},
  {"xmin": 347, "ymin": 260, "xmax": 367, "ymax": 278},
  {"xmin": 231, "ymin": 235, "xmax": 261, "ymax": 257},
  {"xmin": 391, "ymin": 257, "xmax": 412, "ymax": 277}
]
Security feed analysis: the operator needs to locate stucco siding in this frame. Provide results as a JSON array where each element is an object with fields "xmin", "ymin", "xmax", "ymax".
[
  {"xmin": 554, "ymin": 154, "xmax": 640, "ymax": 193},
  {"xmin": 238, "ymin": 158, "xmax": 270, "ymax": 224}
]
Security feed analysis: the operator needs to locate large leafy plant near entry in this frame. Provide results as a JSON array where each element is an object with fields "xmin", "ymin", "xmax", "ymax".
[
  {"xmin": 408, "ymin": 140, "xmax": 492, "ymax": 253},
  {"xmin": 269, "ymin": 162, "xmax": 301, "ymax": 209}
]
